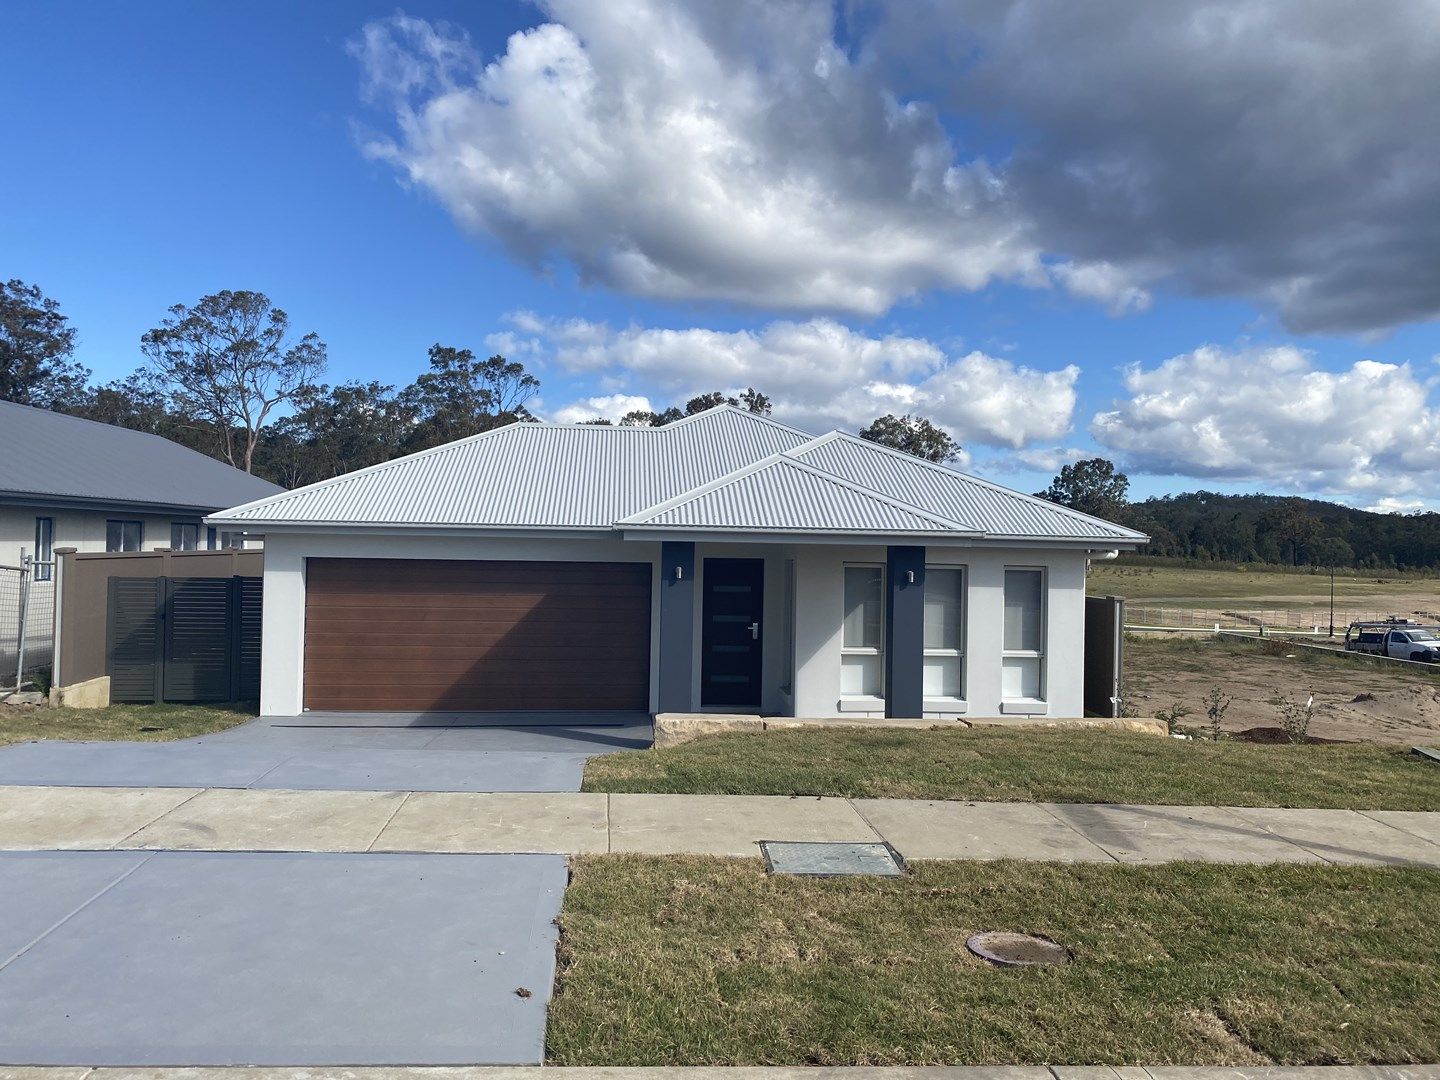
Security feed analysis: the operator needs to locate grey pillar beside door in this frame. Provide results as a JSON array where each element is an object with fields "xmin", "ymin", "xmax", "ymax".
[
  {"xmin": 657, "ymin": 541, "xmax": 696, "ymax": 713},
  {"xmin": 885, "ymin": 546, "xmax": 925, "ymax": 718}
]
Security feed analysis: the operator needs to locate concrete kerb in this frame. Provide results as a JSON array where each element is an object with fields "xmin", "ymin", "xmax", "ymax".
[{"xmin": 653, "ymin": 713, "xmax": 1167, "ymax": 747}]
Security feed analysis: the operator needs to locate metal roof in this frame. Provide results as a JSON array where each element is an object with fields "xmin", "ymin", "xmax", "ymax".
[
  {"xmin": 0, "ymin": 399, "xmax": 285, "ymax": 512},
  {"xmin": 211, "ymin": 405, "xmax": 1146, "ymax": 545},
  {"xmin": 619, "ymin": 454, "xmax": 979, "ymax": 535},
  {"xmin": 789, "ymin": 432, "xmax": 1147, "ymax": 542}
]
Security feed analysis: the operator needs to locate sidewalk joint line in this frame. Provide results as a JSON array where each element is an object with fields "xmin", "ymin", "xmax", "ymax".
[
  {"xmin": 366, "ymin": 790, "xmax": 414, "ymax": 852},
  {"xmin": 111, "ymin": 787, "xmax": 209, "ymax": 849}
]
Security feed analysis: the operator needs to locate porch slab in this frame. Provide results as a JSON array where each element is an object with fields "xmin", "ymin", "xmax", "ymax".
[
  {"xmin": 117, "ymin": 788, "xmax": 407, "ymax": 852},
  {"xmin": 0, "ymin": 786, "xmax": 199, "ymax": 850},
  {"xmin": 608, "ymin": 794, "xmax": 880, "ymax": 856},
  {"xmin": 1039, "ymin": 803, "xmax": 1325, "ymax": 864},
  {"xmin": 854, "ymin": 799, "xmax": 1114, "ymax": 862},
  {"xmin": 371, "ymin": 792, "xmax": 610, "ymax": 854},
  {"xmin": 1224, "ymin": 806, "xmax": 1440, "ymax": 865}
]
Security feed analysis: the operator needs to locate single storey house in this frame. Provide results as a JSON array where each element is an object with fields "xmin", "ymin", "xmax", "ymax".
[
  {"xmin": 0, "ymin": 399, "xmax": 283, "ymax": 568},
  {"xmin": 207, "ymin": 406, "xmax": 1146, "ymax": 720}
]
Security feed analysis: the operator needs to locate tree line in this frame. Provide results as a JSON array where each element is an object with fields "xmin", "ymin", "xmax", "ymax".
[
  {"xmin": 1, "ymin": 279, "xmax": 962, "ymax": 489},
  {"xmin": 1035, "ymin": 457, "xmax": 1440, "ymax": 570}
]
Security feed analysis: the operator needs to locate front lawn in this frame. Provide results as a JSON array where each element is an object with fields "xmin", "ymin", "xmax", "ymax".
[
  {"xmin": 583, "ymin": 728, "xmax": 1440, "ymax": 810},
  {"xmin": 0, "ymin": 701, "xmax": 255, "ymax": 747},
  {"xmin": 549, "ymin": 856, "xmax": 1440, "ymax": 1066}
]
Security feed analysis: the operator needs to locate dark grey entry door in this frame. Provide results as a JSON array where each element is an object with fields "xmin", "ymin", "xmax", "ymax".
[{"xmin": 701, "ymin": 558, "xmax": 764, "ymax": 708}]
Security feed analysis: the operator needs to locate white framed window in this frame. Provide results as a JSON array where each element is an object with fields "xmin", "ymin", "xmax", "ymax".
[
  {"xmin": 106, "ymin": 519, "xmax": 142, "ymax": 553},
  {"xmin": 1002, "ymin": 567, "xmax": 1046, "ymax": 700},
  {"xmin": 33, "ymin": 517, "xmax": 54, "ymax": 581},
  {"xmin": 841, "ymin": 564, "xmax": 884, "ymax": 698},
  {"xmin": 923, "ymin": 565, "xmax": 965, "ymax": 701}
]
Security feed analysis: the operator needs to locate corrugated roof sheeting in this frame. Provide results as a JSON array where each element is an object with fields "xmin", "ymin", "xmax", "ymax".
[
  {"xmin": 0, "ymin": 399, "xmax": 284, "ymax": 509},
  {"xmin": 220, "ymin": 407, "xmax": 811, "ymax": 526},
  {"xmin": 791, "ymin": 435, "xmax": 1143, "ymax": 541},
  {"xmin": 624, "ymin": 457, "xmax": 967, "ymax": 533}
]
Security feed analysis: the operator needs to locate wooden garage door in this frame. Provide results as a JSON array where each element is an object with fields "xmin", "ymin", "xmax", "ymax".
[{"xmin": 303, "ymin": 559, "xmax": 652, "ymax": 711}]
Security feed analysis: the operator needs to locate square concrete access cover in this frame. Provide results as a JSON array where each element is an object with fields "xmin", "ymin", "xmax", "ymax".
[{"xmin": 761, "ymin": 840, "xmax": 904, "ymax": 876}]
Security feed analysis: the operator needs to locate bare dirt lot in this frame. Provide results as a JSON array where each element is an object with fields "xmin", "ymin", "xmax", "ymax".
[{"xmin": 1125, "ymin": 634, "xmax": 1440, "ymax": 745}]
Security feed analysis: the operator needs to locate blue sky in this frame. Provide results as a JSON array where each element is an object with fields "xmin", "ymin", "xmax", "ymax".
[{"xmin": 5, "ymin": 1, "xmax": 1438, "ymax": 507}]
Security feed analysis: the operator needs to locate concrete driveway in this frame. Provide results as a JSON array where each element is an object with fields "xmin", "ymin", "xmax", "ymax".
[
  {"xmin": 0, "ymin": 712, "xmax": 651, "ymax": 792},
  {"xmin": 0, "ymin": 849, "xmax": 565, "ymax": 1065}
]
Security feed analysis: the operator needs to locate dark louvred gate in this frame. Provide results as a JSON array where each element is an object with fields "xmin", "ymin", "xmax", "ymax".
[{"xmin": 105, "ymin": 575, "xmax": 263, "ymax": 704}]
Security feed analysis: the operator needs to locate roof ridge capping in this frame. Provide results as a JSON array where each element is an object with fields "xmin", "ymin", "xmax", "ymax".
[
  {"xmin": 793, "ymin": 430, "xmax": 1148, "ymax": 541},
  {"xmin": 617, "ymin": 449, "xmax": 981, "ymax": 533}
]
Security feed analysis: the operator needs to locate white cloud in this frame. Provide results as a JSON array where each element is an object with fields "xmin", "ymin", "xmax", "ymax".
[
  {"xmin": 1091, "ymin": 345, "xmax": 1440, "ymax": 495},
  {"xmin": 507, "ymin": 313, "xmax": 1077, "ymax": 450},
  {"xmin": 354, "ymin": 2, "xmax": 1440, "ymax": 333},
  {"xmin": 351, "ymin": 3, "xmax": 1042, "ymax": 317},
  {"xmin": 1364, "ymin": 496, "xmax": 1429, "ymax": 515},
  {"xmin": 550, "ymin": 393, "xmax": 653, "ymax": 424}
]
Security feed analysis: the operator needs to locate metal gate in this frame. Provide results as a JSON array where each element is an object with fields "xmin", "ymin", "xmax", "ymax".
[
  {"xmin": 2, "ymin": 554, "xmax": 56, "ymax": 693},
  {"xmin": 106, "ymin": 575, "xmax": 262, "ymax": 704}
]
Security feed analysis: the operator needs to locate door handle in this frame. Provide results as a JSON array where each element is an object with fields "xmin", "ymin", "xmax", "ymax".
[{"xmin": 749, "ymin": 622, "xmax": 761, "ymax": 640}]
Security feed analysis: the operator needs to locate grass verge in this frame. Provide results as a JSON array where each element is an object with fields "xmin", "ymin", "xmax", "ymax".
[
  {"xmin": 549, "ymin": 856, "xmax": 1440, "ymax": 1066},
  {"xmin": 0, "ymin": 701, "xmax": 255, "ymax": 747},
  {"xmin": 582, "ymin": 728, "xmax": 1440, "ymax": 810}
]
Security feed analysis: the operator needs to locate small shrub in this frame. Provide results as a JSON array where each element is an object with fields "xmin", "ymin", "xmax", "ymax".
[
  {"xmin": 1202, "ymin": 687, "xmax": 1232, "ymax": 741},
  {"xmin": 1156, "ymin": 701, "xmax": 1194, "ymax": 736},
  {"xmin": 1271, "ymin": 693, "xmax": 1315, "ymax": 744}
]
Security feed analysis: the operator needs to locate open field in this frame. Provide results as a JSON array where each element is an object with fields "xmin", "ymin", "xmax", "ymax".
[
  {"xmin": 583, "ymin": 725, "xmax": 1440, "ymax": 808},
  {"xmin": 0, "ymin": 701, "xmax": 254, "ymax": 747},
  {"xmin": 1091, "ymin": 562, "xmax": 1440, "ymax": 628},
  {"xmin": 1126, "ymin": 634, "xmax": 1440, "ymax": 744},
  {"xmin": 549, "ymin": 856, "xmax": 1440, "ymax": 1066}
]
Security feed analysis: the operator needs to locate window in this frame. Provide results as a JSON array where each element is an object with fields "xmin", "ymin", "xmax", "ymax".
[
  {"xmin": 206, "ymin": 526, "xmax": 218, "ymax": 550},
  {"xmin": 923, "ymin": 566, "xmax": 965, "ymax": 700},
  {"xmin": 171, "ymin": 522, "xmax": 200, "ymax": 551},
  {"xmin": 841, "ymin": 565, "xmax": 884, "ymax": 697},
  {"xmin": 33, "ymin": 517, "xmax": 54, "ymax": 580},
  {"xmin": 106, "ymin": 519, "xmax": 143, "ymax": 553},
  {"xmin": 218, "ymin": 530, "xmax": 246, "ymax": 550},
  {"xmin": 1002, "ymin": 567, "xmax": 1045, "ymax": 699}
]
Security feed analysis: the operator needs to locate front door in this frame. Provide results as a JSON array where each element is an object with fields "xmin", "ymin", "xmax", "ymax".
[{"xmin": 701, "ymin": 558, "xmax": 764, "ymax": 708}]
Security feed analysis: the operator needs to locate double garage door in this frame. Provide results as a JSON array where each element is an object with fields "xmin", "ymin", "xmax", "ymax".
[{"xmin": 303, "ymin": 559, "xmax": 652, "ymax": 712}]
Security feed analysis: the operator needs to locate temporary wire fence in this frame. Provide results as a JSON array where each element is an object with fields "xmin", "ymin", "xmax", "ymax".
[
  {"xmin": 1, "ymin": 557, "xmax": 55, "ymax": 693},
  {"xmin": 1124, "ymin": 604, "xmax": 1436, "ymax": 636}
]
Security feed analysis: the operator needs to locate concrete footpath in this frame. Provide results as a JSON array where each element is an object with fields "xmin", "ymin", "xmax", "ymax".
[
  {"xmin": 3, "ymin": 786, "xmax": 1439, "ymax": 866},
  {"xmin": 2, "ymin": 1063, "xmax": 1438, "ymax": 1079}
]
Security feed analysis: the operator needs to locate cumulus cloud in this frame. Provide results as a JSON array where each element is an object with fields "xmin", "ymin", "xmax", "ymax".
[
  {"xmin": 504, "ymin": 313, "xmax": 1076, "ymax": 449},
  {"xmin": 351, "ymin": 3, "xmax": 1040, "ymax": 317},
  {"xmin": 550, "ymin": 393, "xmax": 653, "ymax": 424},
  {"xmin": 1091, "ymin": 345, "xmax": 1440, "ymax": 495},
  {"xmin": 355, "ymin": 1, "xmax": 1440, "ymax": 333}
]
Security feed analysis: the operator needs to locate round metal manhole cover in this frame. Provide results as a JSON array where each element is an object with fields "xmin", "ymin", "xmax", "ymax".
[{"xmin": 966, "ymin": 931, "xmax": 1072, "ymax": 967}]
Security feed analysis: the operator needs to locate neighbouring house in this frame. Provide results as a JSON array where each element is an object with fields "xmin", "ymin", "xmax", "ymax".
[
  {"xmin": 207, "ymin": 406, "xmax": 1146, "ymax": 720},
  {"xmin": 1, "ymin": 399, "xmax": 283, "ymax": 677}
]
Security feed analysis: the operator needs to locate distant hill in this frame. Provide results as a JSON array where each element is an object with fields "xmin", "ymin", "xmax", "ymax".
[{"xmin": 1125, "ymin": 491, "xmax": 1440, "ymax": 570}]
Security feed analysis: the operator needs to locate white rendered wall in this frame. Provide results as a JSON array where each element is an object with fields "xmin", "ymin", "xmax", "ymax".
[
  {"xmin": 258, "ymin": 532, "xmax": 662, "ymax": 717},
  {"xmin": 790, "ymin": 543, "xmax": 1091, "ymax": 720},
  {"xmin": 0, "ymin": 506, "xmax": 208, "ymax": 566}
]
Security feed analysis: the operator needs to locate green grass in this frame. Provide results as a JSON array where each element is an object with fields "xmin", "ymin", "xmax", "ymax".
[
  {"xmin": 0, "ymin": 701, "xmax": 255, "ymax": 747},
  {"xmin": 583, "ymin": 728, "xmax": 1440, "ymax": 810},
  {"xmin": 1089, "ymin": 561, "xmax": 1440, "ymax": 608},
  {"xmin": 549, "ymin": 856, "xmax": 1440, "ymax": 1066}
]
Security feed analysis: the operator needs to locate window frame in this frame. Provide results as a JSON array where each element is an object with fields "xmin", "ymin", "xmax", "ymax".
[
  {"xmin": 1002, "ymin": 565, "xmax": 1047, "ymax": 702},
  {"xmin": 840, "ymin": 562, "xmax": 886, "ymax": 702},
  {"xmin": 922, "ymin": 563, "xmax": 966, "ymax": 704},
  {"xmin": 106, "ymin": 519, "xmax": 143, "ymax": 553},
  {"xmin": 33, "ymin": 517, "xmax": 54, "ymax": 580},
  {"xmin": 170, "ymin": 521, "xmax": 201, "ymax": 551}
]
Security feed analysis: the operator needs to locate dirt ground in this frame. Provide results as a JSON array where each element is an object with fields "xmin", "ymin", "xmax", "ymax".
[{"xmin": 1124, "ymin": 635, "xmax": 1440, "ymax": 745}]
